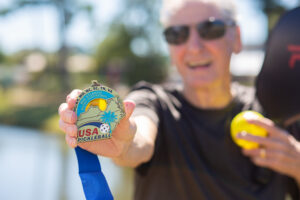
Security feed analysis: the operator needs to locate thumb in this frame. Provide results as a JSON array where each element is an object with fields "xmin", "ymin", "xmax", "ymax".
[
  {"xmin": 112, "ymin": 100, "xmax": 136, "ymax": 141},
  {"xmin": 123, "ymin": 100, "xmax": 136, "ymax": 119}
]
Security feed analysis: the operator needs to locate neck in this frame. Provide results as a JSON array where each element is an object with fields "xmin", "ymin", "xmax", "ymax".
[{"xmin": 183, "ymin": 81, "xmax": 232, "ymax": 109}]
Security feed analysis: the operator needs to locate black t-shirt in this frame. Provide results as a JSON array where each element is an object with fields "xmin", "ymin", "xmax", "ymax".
[{"xmin": 126, "ymin": 81, "xmax": 299, "ymax": 200}]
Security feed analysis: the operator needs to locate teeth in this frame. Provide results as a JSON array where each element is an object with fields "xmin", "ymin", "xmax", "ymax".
[{"xmin": 188, "ymin": 61, "xmax": 211, "ymax": 67}]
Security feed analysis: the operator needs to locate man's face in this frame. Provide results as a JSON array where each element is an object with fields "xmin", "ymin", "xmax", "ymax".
[{"xmin": 166, "ymin": 2, "xmax": 241, "ymax": 88}]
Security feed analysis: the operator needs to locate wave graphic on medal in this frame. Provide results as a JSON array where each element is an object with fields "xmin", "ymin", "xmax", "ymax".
[{"xmin": 74, "ymin": 81, "xmax": 125, "ymax": 143}]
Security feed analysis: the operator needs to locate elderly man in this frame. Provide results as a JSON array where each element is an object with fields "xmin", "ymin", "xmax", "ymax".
[{"xmin": 59, "ymin": 0, "xmax": 300, "ymax": 199}]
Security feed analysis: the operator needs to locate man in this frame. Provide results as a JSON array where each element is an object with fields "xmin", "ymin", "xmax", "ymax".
[{"xmin": 59, "ymin": 0, "xmax": 300, "ymax": 199}]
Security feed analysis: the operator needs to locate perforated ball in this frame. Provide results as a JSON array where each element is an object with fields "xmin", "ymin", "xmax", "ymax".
[{"xmin": 100, "ymin": 123, "xmax": 110, "ymax": 133}]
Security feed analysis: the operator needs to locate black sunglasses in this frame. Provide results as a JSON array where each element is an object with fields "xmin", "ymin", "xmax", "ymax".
[{"xmin": 163, "ymin": 17, "xmax": 236, "ymax": 45}]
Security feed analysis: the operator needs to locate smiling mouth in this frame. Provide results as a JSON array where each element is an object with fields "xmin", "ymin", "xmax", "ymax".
[{"xmin": 187, "ymin": 61, "xmax": 212, "ymax": 69}]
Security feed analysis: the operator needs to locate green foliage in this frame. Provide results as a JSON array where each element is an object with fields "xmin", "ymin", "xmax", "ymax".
[
  {"xmin": 0, "ymin": 0, "xmax": 95, "ymax": 91},
  {"xmin": 95, "ymin": 16, "xmax": 168, "ymax": 86},
  {"xmin": 0, "ymin": 50, "xmax": 5, "ymax": 63},
  {"xmin": 124, "ymin": 54, "xmax": 167, "ymax": 85},
  {"xmin": 0, "ymin": 105, "xmax": 58, "ymax": 129},
  {"xmin": 95, "ymin": 24, "xmax": 135, "ymax": 70},
  {"xmin": 257, "ymin": 0, "xmax": 299, "ymax": 32}
]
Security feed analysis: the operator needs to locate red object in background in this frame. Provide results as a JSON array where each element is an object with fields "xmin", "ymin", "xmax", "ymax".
[{"xmin": 288, "ymin": 45, "xmax": 300, "ymax": 69}]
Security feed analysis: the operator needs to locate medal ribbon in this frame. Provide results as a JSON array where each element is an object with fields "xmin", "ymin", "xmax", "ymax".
[
  {"xmin": 73, "ymin": 81, "xmax": 125, "ymax": 200},
  {"xmin": 75, "ymin": 147, "xmax": 113, "ymax": 200}
]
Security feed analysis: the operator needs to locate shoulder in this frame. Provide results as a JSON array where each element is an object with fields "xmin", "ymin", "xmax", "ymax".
[
  {"xmin": 231, "ymin": 82, "xmax": 262, "ymax": 113},
  {"xmin": 131, "ymin": 81, "xmax": 156, "ymax": 91},
  {"xmin": 231, "ymin": 82, "xmax": 255, "ymax": 103},
  {"xmin": 131, "ymin": 81, "xmax": 178, "ymax": 92},
  {"xmin": 129, "ymin": 81, "xmax": 179, "ymax": 100}
]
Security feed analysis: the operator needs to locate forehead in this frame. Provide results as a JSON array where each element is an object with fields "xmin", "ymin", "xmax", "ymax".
[{"xmin": 167, "ymin": 2, "xmax": 224, "ymax": 26}]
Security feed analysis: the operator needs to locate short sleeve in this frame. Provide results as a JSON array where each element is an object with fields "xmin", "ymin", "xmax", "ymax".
[{"xmin": 125, "ymin": 82, "xmax": 160, "ymax": 126}]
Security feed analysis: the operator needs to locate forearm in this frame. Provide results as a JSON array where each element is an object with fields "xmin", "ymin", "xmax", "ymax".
[
  {"xmin": 112, "ymin": 116, "xmax": 157, "ymax": 167},
  {"xmin": 113, "ymin": 131, "xmax": 155, "ymax": 167}
]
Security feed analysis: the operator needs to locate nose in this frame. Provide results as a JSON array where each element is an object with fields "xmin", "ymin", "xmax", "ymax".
[{"xmin": 187, "ymin": 27, "xmax": 204, "ymax": 53}]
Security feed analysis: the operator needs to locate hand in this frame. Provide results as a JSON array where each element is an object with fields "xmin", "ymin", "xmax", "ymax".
[
  {"xmin": 58, "ymin": 89, "xmax": 137, "ymax": 158},
  {"xmin": 237, "ymin": 117, "xmax": 300, "ymax": 181}
]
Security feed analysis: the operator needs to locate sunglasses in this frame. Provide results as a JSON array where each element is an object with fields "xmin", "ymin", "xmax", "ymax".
[{"xmin": 163, "ymin": 17, "xmax": 236, "ymax": 45}]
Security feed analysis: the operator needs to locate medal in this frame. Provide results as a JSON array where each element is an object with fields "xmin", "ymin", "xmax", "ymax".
[
  {"xmin": 74, "ymin": 80, "xmax": 125, "ymax": 143},
  {"xmin": 73, "ymin": 80, "xmax": 120, "ymax": 200}
]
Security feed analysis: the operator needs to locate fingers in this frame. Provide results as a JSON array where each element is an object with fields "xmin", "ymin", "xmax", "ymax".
[
  {"xmin": 59, "ymin": 89, "xmax": 81, "ymax": 123},
  {"xmin": 242, "ymin": 148, "xmax": 292, "ymax": 162},
  {"xmin": 59, "ymin": 119, "xmax": 77, "ymax": 137},
  {"xmin": 66, "ymin": 89, "xmax": 82, "ymax": 110},
  {"xmin": 58, "ymin": 103, "xmax": 67, "ymax": 115},
  {"xmin": 239, "ymin": 116, "xmax": 300, "ymax": 178},
  {"xmin": 242, "ymin": 147, "xmax": 297, "ymax": 177},
  {"xmin": 66, "ymin": 134, "xmax": 77, "ymax": 148},
  {"xmin": 247, "ymin": 118, "xmax": 289, "ymax": 141},
  {"xmin": 59, "ymin": 89, "xmax": 81, "ymax": 148},
  {"xmin": 251, "ymin": 154, "xmax": 285, "ymax": 171},
  {"xmin": 58, "ymin": 103, "xmax": 77, "ymax": 124},
  {"xmin": 59, "ymin": 119, "xmax": 78, "ymax": 148},
  {"xmin": 237, "ymin": 133, "xmax": 287, "ymax": 151}
]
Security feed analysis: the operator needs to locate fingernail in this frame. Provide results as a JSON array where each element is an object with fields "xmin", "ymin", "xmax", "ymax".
[
  {"xmin": 125, "ymin": 103, "xmax": 131, "ymax": 111},
  {"xmin": 246, "ymin": 119, "xmax": 254, "ymax": 123},
  {"xmin": 237, "ymin": 131, "xmax": 247, "ymax": 138}
]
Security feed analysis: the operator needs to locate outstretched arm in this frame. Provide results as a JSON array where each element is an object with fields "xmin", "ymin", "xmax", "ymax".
[
  {"xmin": 58, "ymin": 89, "xmax": 158, "ymax": 168},
  {"xmin": 112, "ymin": 115, "xmax": 157, "ymax": 167}
]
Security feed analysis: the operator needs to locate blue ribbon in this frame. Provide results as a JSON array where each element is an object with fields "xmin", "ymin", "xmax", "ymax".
[{"xmin": 75, "ymin": 147, "xmax": 114, "ymax": 200}]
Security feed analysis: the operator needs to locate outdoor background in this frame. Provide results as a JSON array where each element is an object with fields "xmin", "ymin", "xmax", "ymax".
[{"xmin": 0, "ymin": 0, "xmax": 299, "ymax": 199}]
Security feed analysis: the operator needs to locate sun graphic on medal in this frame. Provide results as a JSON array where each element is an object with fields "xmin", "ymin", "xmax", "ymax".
[
  {"xmin": 85, "ymin": 98, "xmax": 114, "ymax": 133},
  {"xmin": 84, "ymin": 98, "xmax": 118, "ymax": 134},
  {"xmin": 85, "ymin": 98, "xmax": 107, "ymax": 111}
]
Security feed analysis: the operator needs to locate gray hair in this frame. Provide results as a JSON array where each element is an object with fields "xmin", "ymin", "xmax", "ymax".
[{"xmin": 160, "ymin": 0, "xmax": 238, "ymax": 26}]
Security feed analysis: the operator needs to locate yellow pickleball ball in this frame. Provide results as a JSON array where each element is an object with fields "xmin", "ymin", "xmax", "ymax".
[
  {"xmin": 231, "ymin": 111, "xmax": 267, "ymax": 149},
  {"xmin": 85, "ymin": 98, "xmax": 107, "ymax": 111}
]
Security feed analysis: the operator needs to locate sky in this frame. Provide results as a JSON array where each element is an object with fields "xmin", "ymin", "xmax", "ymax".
[
  {"xmin": 0, "ymin": 0, "xmax": 122, "ymax": 53},
  {"xmin": 0, "ymin": 0, "xmax": 298, "ymax": 75},
  {"xmin": 0, "ymin": 0, "xmax": 267, "ymax": 53}
]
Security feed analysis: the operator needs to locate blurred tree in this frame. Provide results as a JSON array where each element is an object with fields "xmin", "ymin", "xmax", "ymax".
[
  {"xmin": 95, "ymin": 0, "xmax": 168, "ymax": 87},
  {"xmin": 258, "ymin": 0, "xmax": 300, "ymax": 32},
  {"xmin": 0, "ymin": 49, "xmax": 5, "ymax": 63},
  {"xmin": 259, "ymin": 0, "xmax": 286, "ymax": 32},
  {"xmin": 0, "ymin": 0, "xmax": 94, "ymax": 91},
  {"xmin": 0, "ymin": 3, "xmax": 95, "ymax": 200}
]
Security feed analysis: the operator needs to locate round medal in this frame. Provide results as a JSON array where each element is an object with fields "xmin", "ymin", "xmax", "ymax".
[{"xmin": 74, "ymin": 80, "xmax": 125, "ymax": 143}]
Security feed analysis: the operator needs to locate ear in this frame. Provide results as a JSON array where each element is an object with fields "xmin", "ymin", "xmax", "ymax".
[{"xmin": 233, "ymin": 26, "xmax": 242, "ymax": 54}]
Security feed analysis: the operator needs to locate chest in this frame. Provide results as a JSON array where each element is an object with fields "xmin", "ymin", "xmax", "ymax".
[{"xmin": 156, "ymin": 105, "xmax": 250, "ymax": 172}]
